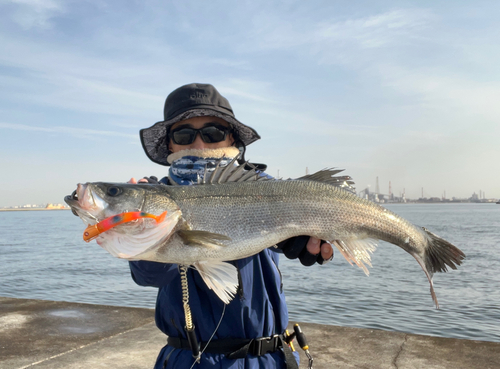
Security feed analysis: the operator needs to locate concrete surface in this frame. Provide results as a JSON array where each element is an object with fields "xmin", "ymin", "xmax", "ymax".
[
  {"xmin": 292, "ymin": 323, "xmax": 500, "ymax": 369},
  {"xmin": 0, "ymin": 297, "xmax": 162, "ymax": 369},
  {"xmin": 1, "ymin": 297, "xmax": 499, "ymax": 369}
]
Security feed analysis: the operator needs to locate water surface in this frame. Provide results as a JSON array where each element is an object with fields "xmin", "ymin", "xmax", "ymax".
[{"xmin": 1, "ymin": 203, "xmax": 499, "ymax": 342}]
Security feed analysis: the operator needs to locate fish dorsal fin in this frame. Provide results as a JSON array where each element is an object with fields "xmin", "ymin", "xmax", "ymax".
[
  {"xmin": 298, "ymin": 168, "xmax": 356, "ymax": 193},
  {"xmin": 194, "ymin": 261, "xmax": 238, "ymax": 304},
  {"xmin": 199, "ymin": 155, "xmax": 273, "ymax": 185}
]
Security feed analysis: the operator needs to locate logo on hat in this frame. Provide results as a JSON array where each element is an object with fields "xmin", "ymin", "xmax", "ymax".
[{"xmin": 190, "ymin": 91, "xmax": 209, "ymax": 100}]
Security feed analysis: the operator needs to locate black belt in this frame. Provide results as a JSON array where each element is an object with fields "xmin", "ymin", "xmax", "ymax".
[{"xmin": 167, "ymin": 334, "xmax": 298, "ymax": 368}]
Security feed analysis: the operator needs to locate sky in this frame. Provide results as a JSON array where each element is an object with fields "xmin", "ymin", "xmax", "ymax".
[{"xmin": 0, "ymin": 0, "xmax": 499, "ymax": 207}]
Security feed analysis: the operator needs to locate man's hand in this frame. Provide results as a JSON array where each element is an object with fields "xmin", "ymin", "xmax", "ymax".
[
  {"xmin": 307, "ymin": 237, "xmax": 334, "ymax": 263},
  {"xmin": 277, "ymin": 236, "xmax": 334, "ymax": 266},
  {"xmin": 127, "ymin": 176, "xmax": 158, "ymax": 184}
]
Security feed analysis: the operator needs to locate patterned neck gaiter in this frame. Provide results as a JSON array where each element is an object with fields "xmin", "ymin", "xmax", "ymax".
[{"xmin": 167, "ymin": 147, "xmax": 240, "ymax": 185}]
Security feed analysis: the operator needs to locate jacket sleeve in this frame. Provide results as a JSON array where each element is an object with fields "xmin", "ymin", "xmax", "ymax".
[{"xmin": 128, "ymin": 260, "xmax": 179, "ymax": 287}]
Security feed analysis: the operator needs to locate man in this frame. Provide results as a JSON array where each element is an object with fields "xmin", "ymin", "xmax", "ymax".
[{"xmin": 129, "ymin": 83, "xmax": 333, "ymax": 368}]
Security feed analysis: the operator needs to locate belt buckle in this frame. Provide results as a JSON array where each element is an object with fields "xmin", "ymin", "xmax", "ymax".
[{"xmin": 253, "ymin": 334, "xmax": 280, "ymax": 356}]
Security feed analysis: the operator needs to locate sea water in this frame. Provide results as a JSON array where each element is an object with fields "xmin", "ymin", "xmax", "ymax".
[{"xmin": 0, "ymin": 203, "xmax": 499, "ymax": 342}]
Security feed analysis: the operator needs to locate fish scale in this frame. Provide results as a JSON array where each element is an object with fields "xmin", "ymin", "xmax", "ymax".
[{"xmin": 166, "ymin": 180, "xmax": 424, "ymax": 262}]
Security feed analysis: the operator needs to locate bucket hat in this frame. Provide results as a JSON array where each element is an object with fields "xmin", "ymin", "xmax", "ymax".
[{"xmin": 140, "ymin": 83, "xmax": 261, "ymax": 166}]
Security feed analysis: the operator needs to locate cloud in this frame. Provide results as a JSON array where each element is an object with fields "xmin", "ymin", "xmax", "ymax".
[
  {"xmin": 0, "ymin": 122, "xmax": 136, "ymax": 140},
  {"xmin": 6, "ymin": 0, "xmax": 65, "ymax": 29},
  {"xmin": 378, "ymin": 64, "xmax": 500, "ymax": 123},
  {"xmin": 0, "ymin": 32, "xmax": 170, "ymax": 117},
  {"xmin": 205, "ymin": 58, "xmax": 252, "ymax": 70},
  {"xmin": 314, "ymin": 9, "xmax": 433, "ymax": 48},
  {"xmin": 220, "ymin": 81, "xmax": 277, "ymax": 104},
  {"xmin": 234, "ymin": 8, "xmax": 435, "ymax": 65}
]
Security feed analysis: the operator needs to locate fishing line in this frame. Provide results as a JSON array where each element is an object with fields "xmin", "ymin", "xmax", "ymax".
[
  {"xmin": 181, "ymin": 264, "xmax": 227, "ymax": 369},
  {"xmin": 188, "ymin": 303, "xmax": 226, "ymax": 369}
]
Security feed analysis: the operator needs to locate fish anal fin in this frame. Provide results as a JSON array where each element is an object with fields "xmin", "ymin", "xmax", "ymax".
[
  {"xmin": 330, "ymin": 238, "xmax": 378, "ymax": 276},
  {"xmin": 194, "ymin": 261, "xmax": 238, "ymax": 304},
  {"xmin": 178, "ymin": 230, "xmax": 231, "ymax": 248}
]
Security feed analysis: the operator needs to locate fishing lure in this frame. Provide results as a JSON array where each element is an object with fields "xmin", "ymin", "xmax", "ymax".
[{"xmin": 83, "ymin": 211, "xmax": 167, "ymax": 242}]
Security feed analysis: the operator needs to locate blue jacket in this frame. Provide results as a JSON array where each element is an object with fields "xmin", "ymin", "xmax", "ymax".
[{"xmin": 129, "ymin": 177, "xmax": 296, "ymax": 368}]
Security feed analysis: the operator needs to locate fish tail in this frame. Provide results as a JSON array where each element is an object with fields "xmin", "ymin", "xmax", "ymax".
[
  {"xmin": 412, "ymin": 255, "xmax": 439, "ymax": 308},
  {"xmin": 412, "ymin": 227, "xmax": 465, "ymax": 308},
  {"xmin": 422, "ymin": 227, "xmax": 465, "ymax": 274}
]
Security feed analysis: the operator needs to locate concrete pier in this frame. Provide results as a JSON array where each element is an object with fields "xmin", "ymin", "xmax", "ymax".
[{"xmin": 1, "ymin": 297, "xmax": 499, "ymax": 369}]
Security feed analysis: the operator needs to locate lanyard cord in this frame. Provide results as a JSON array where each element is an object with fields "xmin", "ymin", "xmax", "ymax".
[
  {"xmin": 181, "ymin": 265, "xmax": 227, "ymax": 369},
  {"xmin": 180, "ymin": 265, "xmax": 193, "ymax": 330},
  {"xmin": 180, "ymin": 265, "xmax": 200, "ymax": 363}
]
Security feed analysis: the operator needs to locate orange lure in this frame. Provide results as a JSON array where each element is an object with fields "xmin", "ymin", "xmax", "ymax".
[{"xmin": 83, "ymin": 211, "xmax": 167, "ymax": 242}]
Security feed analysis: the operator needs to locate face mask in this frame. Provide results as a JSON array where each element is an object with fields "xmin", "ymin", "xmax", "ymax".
[{"xmin": 168, "ymin": 148, "xmax": 239, "ymax": 185}]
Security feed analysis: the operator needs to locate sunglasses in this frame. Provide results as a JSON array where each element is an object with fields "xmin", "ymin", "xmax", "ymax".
[{"xmin": 170, "ymin": 124, "xmax": 232, "ymax": 145}]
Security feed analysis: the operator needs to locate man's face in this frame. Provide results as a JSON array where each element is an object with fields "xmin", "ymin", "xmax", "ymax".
[{"xmin": 168, "ymin": 116, "xmax": 234, "ymax": 153}]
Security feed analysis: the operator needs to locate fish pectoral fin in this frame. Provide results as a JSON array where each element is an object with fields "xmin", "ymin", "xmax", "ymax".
[
  {"xmin": 331, "ymin": 238, "xmax": 378, "ymax": 276},
  {"xmin": 194, "ymin": 261, "xmax": 238, "ymax": 304},
  {"xmin": 177, "ymin": 230, "xmax": 231, "ymax": 248}
]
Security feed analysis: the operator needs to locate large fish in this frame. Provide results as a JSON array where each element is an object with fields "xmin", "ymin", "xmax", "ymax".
[{"xmin": 64, "ymin": 161, "xmax": 465, "ymax": 306}]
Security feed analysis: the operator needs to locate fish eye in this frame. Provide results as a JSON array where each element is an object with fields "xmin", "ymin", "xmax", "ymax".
[{"xmin": 107, "ymin": 186, "xmax": 122, "ymax": 197}]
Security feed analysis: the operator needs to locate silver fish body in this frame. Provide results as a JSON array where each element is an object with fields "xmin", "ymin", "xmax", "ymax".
[
  {"xmin": 65, "ymin": 168, "xmax": 465, "ymax": 305},
  {"xmin": 160, "ymin": 181, "xmax": 421, "ymax": 264}
]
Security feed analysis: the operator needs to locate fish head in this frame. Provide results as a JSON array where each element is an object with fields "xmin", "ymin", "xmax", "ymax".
[
  {"xmin": 65, "ymin": 183, "xmax": 137, "ymax": 221},
  {"xmin": 64, "ymin": 182, "xmax": 182, "ymax": 259}
]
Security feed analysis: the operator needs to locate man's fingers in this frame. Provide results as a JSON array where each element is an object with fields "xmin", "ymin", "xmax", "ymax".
[
  {"xmin": 127, "ymin": 177, "xmax": 149, "ymax": 184},
  {"xmin": 321, "ymin": 242, "xmax": 334, "ymax": 260},
  {"xmin": 306, "ymin": 237, "xmax": 321, "ymax": 255},
  {"xmin": 279, "ymin": 236, "xmax": 333, "ymax": 266}
]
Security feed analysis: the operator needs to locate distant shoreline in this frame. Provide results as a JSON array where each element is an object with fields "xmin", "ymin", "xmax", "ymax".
[
  {"xmin": 0, "ymin": 208, "xmax": 70, "ymax": 212},
  {"xmin": 0, "ymin": 203, "xmax": 497, "ymax": 212}
]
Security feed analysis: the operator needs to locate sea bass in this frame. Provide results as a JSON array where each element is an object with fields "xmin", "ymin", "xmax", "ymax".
[{"xmin": 64, "ymin": 163, "xmax": 465, "ymax": 306}]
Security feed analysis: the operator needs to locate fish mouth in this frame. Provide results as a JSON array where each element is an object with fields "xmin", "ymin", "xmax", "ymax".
[
  {"xmin": 64, "ymin": 184, "xmax": 103, "ymax": 225},
  {"xmin": 64, "ymin": 190, "xmax": 80, "ymax": 217}
]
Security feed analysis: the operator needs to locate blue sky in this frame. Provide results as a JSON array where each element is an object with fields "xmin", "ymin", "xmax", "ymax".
[{"xmin": 1, "ymin": 0, "xmax": 499, "ymax": 207}]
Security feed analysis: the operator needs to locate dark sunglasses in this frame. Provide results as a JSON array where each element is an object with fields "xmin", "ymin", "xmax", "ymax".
[{"xmin": 170, "ymin": 124, "xmax": 232, "ymax": 145}]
